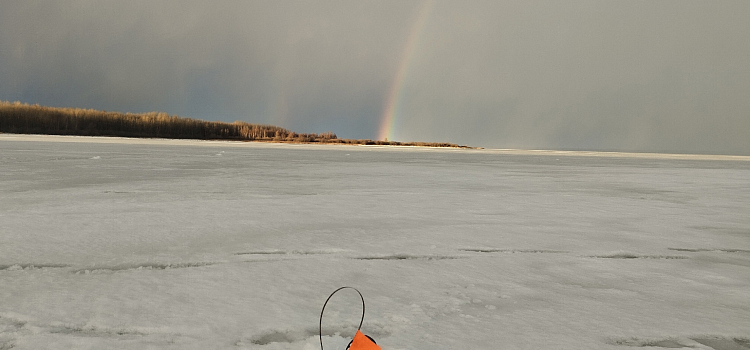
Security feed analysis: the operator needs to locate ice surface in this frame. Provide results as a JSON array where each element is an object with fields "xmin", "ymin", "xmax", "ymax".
[{"xmin": 1, "ymin": 134, "xmax": 749, "ymax": 349}]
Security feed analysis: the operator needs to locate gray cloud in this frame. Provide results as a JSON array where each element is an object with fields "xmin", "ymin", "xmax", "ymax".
[{"xmin": 1, "ymin": 0, "xmax": 749, "ymax": 154}]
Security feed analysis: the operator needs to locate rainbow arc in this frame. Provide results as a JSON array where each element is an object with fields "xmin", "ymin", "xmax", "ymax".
[{"xmin": 377, "ymin": 0, "xmax": 433, "ymax": 141}]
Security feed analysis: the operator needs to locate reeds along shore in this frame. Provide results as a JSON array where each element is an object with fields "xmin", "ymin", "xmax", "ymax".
[{"xmin": 0, "ymin": 101, "xmax": 468, "ymax": 147}]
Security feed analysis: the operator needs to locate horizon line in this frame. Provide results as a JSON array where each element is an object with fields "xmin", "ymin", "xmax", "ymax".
[{"xmin": 3, "ymin": 134, "xmax": 748, "ymax": 160}]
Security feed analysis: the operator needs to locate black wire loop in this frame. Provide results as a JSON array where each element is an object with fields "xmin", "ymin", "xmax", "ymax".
[{"xmin": 319, "ymin": 287, "xmax": 366, "ymax": 350}]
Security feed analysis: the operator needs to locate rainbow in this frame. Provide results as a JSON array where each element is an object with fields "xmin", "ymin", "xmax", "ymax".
[{"xmin": 377, "ymin": 0, "xmax": 433, "ymax": 141}]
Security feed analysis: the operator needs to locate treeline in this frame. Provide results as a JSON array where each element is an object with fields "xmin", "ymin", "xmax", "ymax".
[
  {"xmin": 0, "ymin": 101, "xmax": 321, "ymax": 141},
  {"xmin": 0, "ymin": 101, "xmax": 468, "ymax": 148}
]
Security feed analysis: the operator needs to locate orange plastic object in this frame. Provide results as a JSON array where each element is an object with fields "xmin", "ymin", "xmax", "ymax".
[{"xmin": 349, "ymin": 330, "xmax": 381, "ymax": 350}]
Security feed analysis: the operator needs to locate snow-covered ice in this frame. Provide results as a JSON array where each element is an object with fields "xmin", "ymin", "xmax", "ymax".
[{"xmin": 1, "ymin": 134, "xmax": 749, "ymax": 350}]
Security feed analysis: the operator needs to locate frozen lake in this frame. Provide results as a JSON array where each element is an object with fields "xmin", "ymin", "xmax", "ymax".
[{"xmin": 1, "ymin": 134, "xmax": 749, "ymax": 350}]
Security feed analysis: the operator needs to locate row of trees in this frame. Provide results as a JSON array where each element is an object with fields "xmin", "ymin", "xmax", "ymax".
[
  {"xmin": 0, "ymin": 101, "xmax": 335, "ymax": 142},
  {"xmin": 0, "ymin": 101, "xmax": 468, "ymax": 148}
]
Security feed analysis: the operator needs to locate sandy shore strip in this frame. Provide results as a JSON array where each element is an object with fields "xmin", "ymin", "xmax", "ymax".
[{"xmin": 2, "ymin": 133, "xmax": 749, "ymax": 161}]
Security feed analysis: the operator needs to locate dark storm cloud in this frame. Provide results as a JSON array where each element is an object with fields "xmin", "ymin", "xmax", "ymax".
[
  {"xmin": 1, "ymin": 1, "xmax": 749, "ymax": 154},
  {"xmin": 0, "ymin": 1, "xmax": 417, "ymax": 137}
]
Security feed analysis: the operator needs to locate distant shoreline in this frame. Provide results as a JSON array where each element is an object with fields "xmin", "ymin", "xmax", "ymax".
[
  {"xmin": 0, "ymin": 133, "xmax": 469, "ymax": 150},
  {"xmin": 0, "ymin": 101, "xmax": 472, "ymax": 149},
  {"xmin": 4, "ymin": 133, "xmax": 750, "ymax": 161}
]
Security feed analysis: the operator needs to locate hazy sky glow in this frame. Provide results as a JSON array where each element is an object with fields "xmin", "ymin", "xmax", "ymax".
[{"xmin": 1, "ymin": 1, "xmax": 749, "ymax": 154}]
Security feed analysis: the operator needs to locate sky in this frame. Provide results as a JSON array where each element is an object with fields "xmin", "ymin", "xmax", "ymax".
[{"xmin": 1, "ymin": 1, "xmax": 749, "ymax": 155}]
